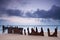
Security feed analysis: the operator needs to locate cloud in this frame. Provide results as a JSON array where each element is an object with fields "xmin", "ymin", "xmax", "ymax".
[
  {"xmin": 0, "ymin": 9, "xmax": 23, "ymax": 17},
  {"xmin": 47, "ymin": 5, "xmax": 60, "ymax": 19},
  {"xmin": 53, "ymin": 0, "xmax": 60, "ymax": 5},
  {"xmin": 0, "ymin": 5, "xmax": 60, "ymax": 20},
  {"xmin": 0, "ymin": 0, "xmax": 60, "ymax": 12},
  {"xmin": 0, "ymin": 0, "xmax": 10, "ymax": 8},
  {"xmin": 0, "ymin": 0, "xmax": 29, "ymax": 9},
  {"xmin": 25, "ymin": 5, "xmax": 60, "ymax": 19},
  {"xmin": 7, "ymin": 9, "xmax": 23, "ymax": 16},
  {"xmin": 0, "ymin": 0, "xmax": 28, "ymax": 17}
]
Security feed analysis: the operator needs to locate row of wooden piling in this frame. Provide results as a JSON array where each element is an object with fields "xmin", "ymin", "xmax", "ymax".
[{"xmin": 2, "ymin": 25, "xmax": 57, "ymax": 37}]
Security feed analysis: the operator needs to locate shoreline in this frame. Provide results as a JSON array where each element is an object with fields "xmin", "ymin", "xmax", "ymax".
[{"xmin": 0, "ymin": 31, "xmax": 60, "ymax": 40}]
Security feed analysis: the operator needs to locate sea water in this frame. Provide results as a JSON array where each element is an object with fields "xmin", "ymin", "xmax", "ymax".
[{"xmin": 0, "ymin": 25, "xmax": 60, "ymax": 34}]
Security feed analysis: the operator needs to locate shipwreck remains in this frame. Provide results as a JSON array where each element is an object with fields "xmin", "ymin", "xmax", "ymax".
[
  {"xmin": 2, "ymin": 25, "xmax": 58, "ymax": 37},
  {"xmin": 2, "ymin": 25, "xmax": 23, "ymax": 34},
  {"xmin": 47, "ymin": 27, "xmax": 57, "ymax": 37},
  {"xmin": 27, "ymin": 27, "xmax": 44, "ymax": 36}
]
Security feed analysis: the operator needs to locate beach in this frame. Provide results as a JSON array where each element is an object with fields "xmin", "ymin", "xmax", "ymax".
[{"xmin": 0, "ymin": 32, "xmax": 60, "ymax": 40}]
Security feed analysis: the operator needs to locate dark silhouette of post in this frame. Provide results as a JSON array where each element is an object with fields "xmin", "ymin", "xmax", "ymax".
[
  {"xmin": 31, "ymin": 28, "xmax": 35, "ymax": 33},
  {"xmin": 53, "ymin": 27, "xmax": 57, "ymax": 37},
  {"xmin": 47, "ymin": 28, "xmax": 50, "ymax": 36},
  {"xmin": 24, "ymin": 29, "xmax": 26, "ymax": 35},
  {"xmin": 2, "ymin": 25, "xmax": 8, "ymax": 33},
  {"xmin": 55, "ymin": 27, "xmax": 57, "ymax": 37},
  {"xmin": 40, "ymin": 27, "xmax": 44, "ymax": 36},
  {"xmin": 36, "ymin": 27, "xmax": 38, "ymax": 33},
  {"xmin": 2, "ymin": 25, "xmax": 5, "ymax": 33},
  {"xmin": 27, "ymin": 27, "xmax": 30, "ymax": 35}
]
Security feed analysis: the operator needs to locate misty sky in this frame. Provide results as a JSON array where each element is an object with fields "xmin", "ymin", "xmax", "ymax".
[
  {"xmin": 0, "ymin": 0, "xmax": 60, "ymax": 25},
  {"xmin": 0, "ymin": 0, "xmax": 60, "ymax": 12}
]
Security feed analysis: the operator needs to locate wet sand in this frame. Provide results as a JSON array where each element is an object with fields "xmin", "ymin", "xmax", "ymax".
[{"xmin": 0, "ymin": 32, "xmax": 60, "ymax": 40}]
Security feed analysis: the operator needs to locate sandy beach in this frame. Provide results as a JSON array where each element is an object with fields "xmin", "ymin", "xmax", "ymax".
[{"xmin": 0, "ymin": 32, "xmax": 60, "ymax": 40}]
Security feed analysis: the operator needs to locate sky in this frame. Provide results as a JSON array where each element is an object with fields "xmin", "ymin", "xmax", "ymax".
[
  {"xmin": 0, "ymin": 0, "xmax": 60, "ymax": 25},
  {"xmin": 0, "ymin": 0, "xmax": 60, "ymax": 12}
]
